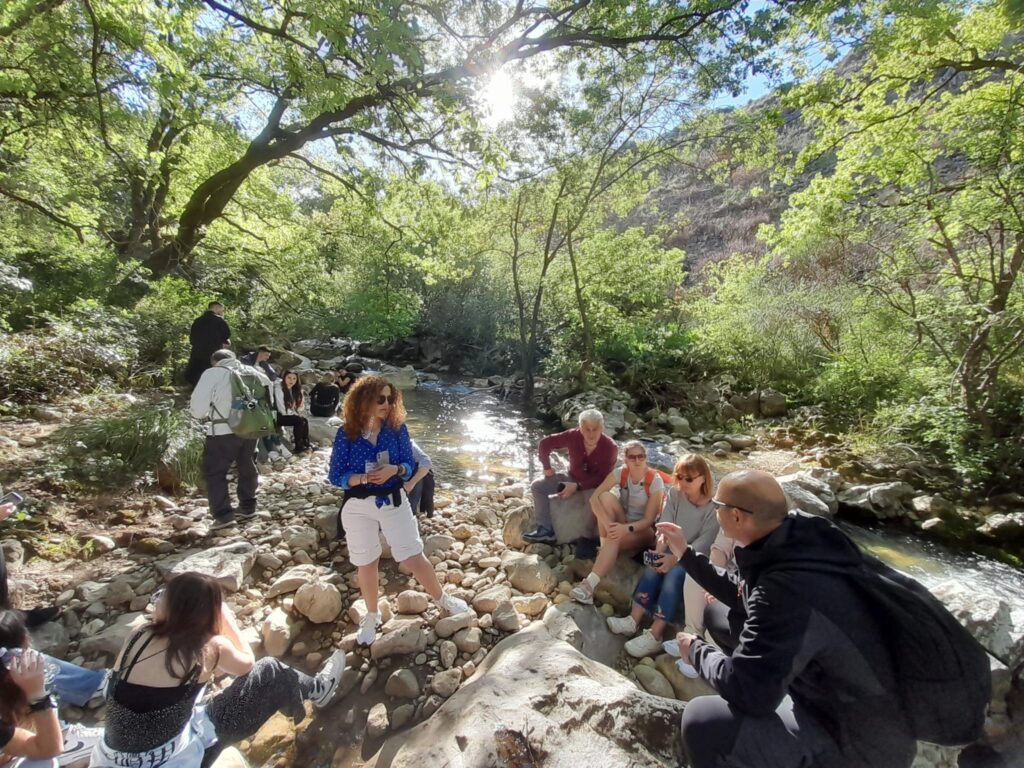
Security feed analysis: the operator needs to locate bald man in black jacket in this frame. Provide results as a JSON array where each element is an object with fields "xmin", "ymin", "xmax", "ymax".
[{"xmin": 660, "ymin": 470, "xmax": 916, "ymax": 768}]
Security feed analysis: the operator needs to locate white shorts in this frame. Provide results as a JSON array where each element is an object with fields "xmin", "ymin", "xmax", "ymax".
[{"xmin": 342, "ymin": 494, "xmax": 424, "ymax": 566}]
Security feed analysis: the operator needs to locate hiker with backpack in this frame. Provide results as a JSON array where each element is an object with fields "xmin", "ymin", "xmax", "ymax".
[
  {"xmin": 569, "ymin": 441, "xmax": 666, "ymax": 605},
  {"xmin": 658, "ymin": 469, "xmax": 989, "ymax": 768},
  {"xmin": 607, "ymin": 453, "xmax": 720, "ymax": 660},
  {"xmin": 274, "ymin": 370, "xmax": 312, "ymax": 454},
  {"xmin": 190, "ymin": 350, "xmax": 276, "ymax": 530}
]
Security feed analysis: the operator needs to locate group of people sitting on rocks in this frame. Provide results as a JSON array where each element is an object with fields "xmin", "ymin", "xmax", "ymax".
[
  {"xmin": 521, "ymin": 409, "xmax": 951, "ymax": 768},
  {"xmin": 0, "ymin": 309, "xmax": 977, "ymax": 768}
]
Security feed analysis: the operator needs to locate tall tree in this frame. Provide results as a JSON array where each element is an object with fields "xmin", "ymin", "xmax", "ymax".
[{"xmin": 2, "ymin": 0, "xmax": 831, "ymax": 298}]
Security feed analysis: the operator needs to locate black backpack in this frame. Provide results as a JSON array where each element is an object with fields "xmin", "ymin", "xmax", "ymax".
[{"xmin": 769, "ymin": 552, "xmax": 991, "ymax": 746}]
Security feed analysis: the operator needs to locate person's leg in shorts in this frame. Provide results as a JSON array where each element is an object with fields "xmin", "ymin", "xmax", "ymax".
[
  {"xmin": 379, "ymin": 495, "xmax": 468, "ymax": 617},
  {"xmin": 341, "ymin": 497, "xmax": 386, "ymax": 645}
]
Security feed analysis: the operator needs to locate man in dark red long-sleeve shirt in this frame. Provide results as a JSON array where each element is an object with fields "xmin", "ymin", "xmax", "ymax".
[{"xmin": 523, "ymin": 408, "xmax": 618, "ymax": 545}]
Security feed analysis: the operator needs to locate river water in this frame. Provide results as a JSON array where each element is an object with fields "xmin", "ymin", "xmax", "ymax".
[{"xmin": 401, "ymin": 382, "xmax": 1024, "ymax": 611}]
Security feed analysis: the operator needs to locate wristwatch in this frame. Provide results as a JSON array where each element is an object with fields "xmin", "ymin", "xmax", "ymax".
[{"xmin": 28, "ymin": 694, "xmax": 57, "ymax": 712}]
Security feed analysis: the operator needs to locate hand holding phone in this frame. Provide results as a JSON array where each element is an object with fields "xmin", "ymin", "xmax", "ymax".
[
  {"xmin": 642, "ymin": 550, "xmax": 663, "ymax": 566},
  {"xmin": 0, "ymin": 492, "xmax": 24, "ymax": 507}
]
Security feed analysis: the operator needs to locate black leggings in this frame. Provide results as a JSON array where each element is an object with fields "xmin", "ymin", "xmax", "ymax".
[
  {"xmin": 276, "ymin": 414, "xmax": 310, "ymax": 451},
  {"xmin": 201, "ymin": 658, "xmax": 314, "ymax": 766}
]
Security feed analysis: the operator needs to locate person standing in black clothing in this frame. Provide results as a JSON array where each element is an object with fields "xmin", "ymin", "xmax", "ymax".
[
  {"xmin": 658, "ymin": 470, "xmax": 916, "ymax": 768},
  {"xmin": 184, "ymin": 302, "xmax": 231, "ymax": 388}
]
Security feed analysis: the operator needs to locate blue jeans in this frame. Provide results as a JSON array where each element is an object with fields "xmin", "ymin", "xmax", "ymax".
[
  {"xmin": 633, "ymin": 563, "xmax": 686, "ymax": 623},
  {"xmin": 48, "ymin": 655, "xmax": 107, "ymax": 706}
]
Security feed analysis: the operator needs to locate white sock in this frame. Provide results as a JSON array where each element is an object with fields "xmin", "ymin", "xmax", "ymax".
[{"xmin": 585, "ymin": 572, "xmax": 600, "ymax": 589}]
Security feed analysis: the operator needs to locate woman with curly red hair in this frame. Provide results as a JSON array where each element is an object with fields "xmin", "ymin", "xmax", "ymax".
[{"xmin": 329, "ymin": 376, "xmax": 470, "ymax": 646}]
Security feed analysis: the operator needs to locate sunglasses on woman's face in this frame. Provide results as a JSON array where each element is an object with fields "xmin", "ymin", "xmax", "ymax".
[
  {"xmin": 376, "ymin": 394, "xmax": 397, "ymax": 405},
  {"xmin": 675, "ymin": 474, "xmax": 700, "ymax": 482},
  {"xmin": 625, "ymin": 453, "xmax": 646, "ymax": 461}
]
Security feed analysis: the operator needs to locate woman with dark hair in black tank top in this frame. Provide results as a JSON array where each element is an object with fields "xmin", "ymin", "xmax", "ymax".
[{"xmin": 91, "ymin": 572, "xmax": 348, "ymax": 767}]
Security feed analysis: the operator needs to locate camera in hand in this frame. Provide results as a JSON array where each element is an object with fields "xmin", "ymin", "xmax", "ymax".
[{"xmin": 643, "ymin": 550, "xmax": 662, "ymax": 566}]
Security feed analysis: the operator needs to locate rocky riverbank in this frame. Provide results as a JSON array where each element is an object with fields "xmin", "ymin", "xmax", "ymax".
[{"xmin": 2, "ymin": 413, "xmax": 1021, "ymax": 767}]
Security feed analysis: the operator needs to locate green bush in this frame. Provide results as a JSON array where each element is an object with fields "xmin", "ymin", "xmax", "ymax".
[
  {"xmin": 55, "ymin": 404, "xmax": 204, "ymax": 489},
  {"xmin": 0, "ymin": 301, "xmax": 139, "ymax": 404}
]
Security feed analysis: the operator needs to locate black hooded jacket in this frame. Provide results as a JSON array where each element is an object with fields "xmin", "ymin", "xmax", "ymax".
[{"xmin": 683, "ymin": 513, "xmax": 917, "ymax": 767}]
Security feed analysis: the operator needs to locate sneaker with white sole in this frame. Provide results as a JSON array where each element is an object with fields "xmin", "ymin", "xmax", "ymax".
[
  {"xmin": 356, "ymin": 611, "xmax": 381, "ymax": 646},
  {"xmin": 437, "ymin": 592, "xmax": 470, "ymax": 616},
  {"xmin": 309, "ymin": 649, "xmax": 347, "ymax": 709},
  {"xmin": 676, "ymin": 659, "xmax": 700, "ymax": 678},
  {"xmin": 569, "ymin": 579, "xmax": 594, "ymax": 605},
  {"xmin": 209, "ymin": 517, "xmax": 237, "ymax": 531},
  {"xmin": 624, "ymin": 629, "xmax": 663, "ymax": 658},
  {"xmin": 662, "ymin": 639, "xmax": 681, "ymax": 657},
  {"xmin": 606, "ymin": 614, "xmax": 638, "ymax": 636},
  {"xmin": 61, "ymin": 723, "xmax": 103, "ymax": 765}
]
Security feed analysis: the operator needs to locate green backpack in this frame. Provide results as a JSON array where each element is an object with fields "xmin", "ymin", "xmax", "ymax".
[{"xmin": 211, "ymin": 366, "xmax": 276, "ymax": 439}]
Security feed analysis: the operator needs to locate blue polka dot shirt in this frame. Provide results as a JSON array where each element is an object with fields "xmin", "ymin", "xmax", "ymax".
[{"xmin": 328, "ymin": 423, "xmax": 414, "ymax": 506}]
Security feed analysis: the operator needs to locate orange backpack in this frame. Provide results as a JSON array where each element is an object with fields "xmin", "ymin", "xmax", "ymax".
[{"xmin": 619, "ymin": 467, "xmax": 672, "ymax": 497}]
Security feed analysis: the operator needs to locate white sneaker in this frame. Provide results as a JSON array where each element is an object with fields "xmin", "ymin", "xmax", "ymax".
[
  {"xmin": 310, "ymin": 649, "xmax": 347, "ymax": 709},
  {"xmin": 624, "ymin": 629, "xmax": 663, "ymax": 658},
  {"xmin": 437, "ymin": 592, "xmax": 470, "ymax": 616},
  {"xmin": 356, "ymin": 612, "xmax": 381, "ymax": 646},
  {"xmin": 676, "ymin": 659, "xmax": 700, "ymax": 678},
  {"xmin": 267, "ymin": 450, "xmax": 281, "ymax": 461},
  {"xmin": 570, "ymin": 579, "xmax": 595, "ymax": 605},
  {"xmin": 62, "ymin": 723, "xmax": 103, "ymax": 764},
  {"xmin": 606, "ymin": 615, "xmax": 638, "ymax": 636},
  {"xmin": 278, "ymin": 445, "xmax": 293, "ymax": 459}
]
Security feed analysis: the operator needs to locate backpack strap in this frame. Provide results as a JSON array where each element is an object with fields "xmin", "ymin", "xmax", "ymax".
[{"xmin": 619, "ymin": 467, "xmax": 630, "ymax": 489}]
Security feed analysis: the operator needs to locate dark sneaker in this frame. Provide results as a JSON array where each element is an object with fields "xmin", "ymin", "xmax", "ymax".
[
  {"xmin": 573, "ymin": 538, "xmax": 599, "ymax": 560},
  {"xmin": 210, "ymin": 516, "xmax": 237, "ymax": 531},
  {"xmin": 522, "ymin": 527, "xmax": 556, "ymax": 544},
  {"xmin": 237, "ymin": 509, "xmax": 258, "ymax": 521}
]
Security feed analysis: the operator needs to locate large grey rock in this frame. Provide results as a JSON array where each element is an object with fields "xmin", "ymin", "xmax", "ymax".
[
  {"xmin": 758, "ymin": 389, "xmax": 787, "ymax": 417},
  {"xmin": 169, "ymin": 541, "xmax": 256, "ymax": 592},
  {"xmin": 262, "ymin": 607, "xmax": 302, "ymax": 657},
  {"xmin": 472, "ymin": 584, "xmax": 512, "ymax": 613},
  {"xmin": 778, "ymin": 471, "xmax": 838, "ymax": 517},
  {"xmin": 78, "ymin": 612, "xmax": 144, "ymax": 658},
  {"xmin": 30, "ymin": 622, "xmax": 69, "ymax": 658},
  {"xmin": 501, "ymin": 506, "xmax": 532, "ymax": 548},
  {"xmin": 501, "ymin": 551, "xmax": 556, "ymax": 594},
  {"xmin": 549, "ymin": 492, "xmax": 598, "ymax": 544},
  {"xmin": 541, "ymin": 602, "xmax": 626, "ymax": 667},
  {"xmin": 931, "ymin": 581, "xmax": 1023, "ymax": 668},
  {"xmin": 368, "ymin": 621, "xmax": 684, "ymax": 767},
  {"xmin": 265, "ymin": 564, "xmax": 323, "ymax": 599},
  {"xmin": 555, "ymin": 389, "xmax": 632, "ymax": 436},
  {"xmin": 293, "ymin": 582, "xmax": 343, "ymax": 624},
  {"xmin": 634, "ymin": 665, "xmax": 675, "ymax": 699},
  {"xmin": 307, "ymin": 416, "xmax": 342, "ymax": 445},
  {"xmin": 385, "ymin": 669, "xmax": 420, "ymax": 699},
  {"xmin": 371, "ymin": 624, "xmax": 428, "ymax": 659}
]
